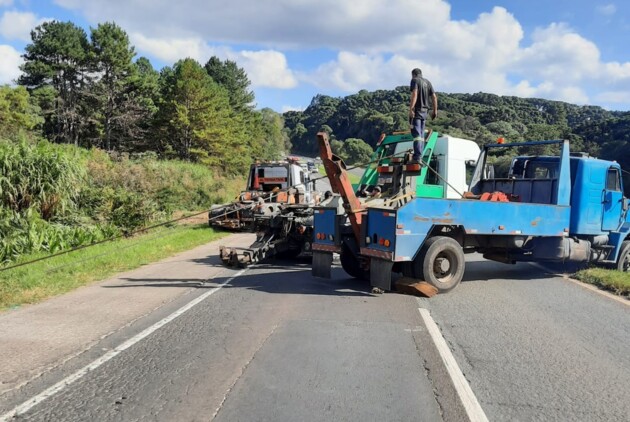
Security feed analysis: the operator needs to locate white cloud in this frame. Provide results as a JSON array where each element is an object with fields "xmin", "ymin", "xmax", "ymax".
[
  {"xmin": 516, "ymin": 24, "xmax": 600, "ymax": 83},
  {"xmin": 130, "ymin": 33, "xmax": 212, "ymax": 63},
  {"xmin": 54, "ymin": 0, "xmax": 452, "ymax": 51},
  {"xmin": 307, "ymin": 7, "xmax": 525, "ymax": 96},
  {"xmin": 310, "ymin": 52, "xmax": 440, "ymax": 92},
  {"xmin": 596, "ymin": 4, "xmax": 616, "ymax": 16},
  {"xmin": 130, "ymin": 33, "xmax": 297, "ymax": 89},
  {"xmin": 237, "ymin": 50, "xmax": 297, "ymax": 89},
  {"xmin": 0, "ymin": 0, "xmax": 13, "ymax": 7},
  {"xmin": 595, "ymin": 90, "xmax": 630, "ymax": 104},
  {"xmin": 0, "ymin": 11, "xmax": 50, "ymax": 41},
  {"xmin": 0, "ymin": 44, "xmax": 22, "ymax": 83},
  {"xmin": 281, "ymin": 105, "xmax": 305, "ymax": 113}
]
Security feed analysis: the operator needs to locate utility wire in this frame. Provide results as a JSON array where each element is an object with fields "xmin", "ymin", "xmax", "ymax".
[
  {"xmin": 39, "ymin": 226, "xmax": 177, "ymax": 275},
  {"xmin": 0, "ymin": 209, "xmax": 210, "ymax": 273}
]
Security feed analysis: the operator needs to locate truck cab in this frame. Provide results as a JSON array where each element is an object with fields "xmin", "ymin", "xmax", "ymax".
[
  {"xmin": 355, "ymin": 132, "xmax": 479, "ymax": 199},
  {"xmin": 210, "ymin": 158, "xmax": 316, "ymax": 230}
]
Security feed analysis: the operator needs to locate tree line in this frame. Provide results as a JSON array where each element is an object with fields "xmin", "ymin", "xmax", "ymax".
[{"xmin": 9, "ymin": 20, "xmax": 288, "ymax": 174}]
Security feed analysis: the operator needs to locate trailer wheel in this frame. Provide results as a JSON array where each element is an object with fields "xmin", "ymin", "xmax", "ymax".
[
  {"xmin": 616, "ymin": 240, "xmax": 630, "ymax": 272},
  {"xmin": 417, "ymin": 236, "xmax": 465, "ymax": 293},
  {"xmin": 340, "ymin": 243, "xmax": 369, "ymax": 280}
]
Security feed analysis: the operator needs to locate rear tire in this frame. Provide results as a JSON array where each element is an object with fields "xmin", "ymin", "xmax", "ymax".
[
  {"xmin": 340, "ymin": 243, "xmax": 369, "ymax": 280},
  {"xmin": 616, "ymin": 240, "xmax": 630, "ymax": 272},
  {"xmin": 416, "ymin": 236, "xmax": 464, "ymax": 293}
]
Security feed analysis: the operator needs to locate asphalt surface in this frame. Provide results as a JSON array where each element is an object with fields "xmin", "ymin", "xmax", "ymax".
[
  {"xmin": 1, "ymin": 261, "xmax": 443, "ymax": 421},
  {"xmin": 1, "ymin": 250, "xmax": 628, "ymax": 421},
  {"xmin": 419, "ymin": 255, "xmax": 630, "ymax": 421}
]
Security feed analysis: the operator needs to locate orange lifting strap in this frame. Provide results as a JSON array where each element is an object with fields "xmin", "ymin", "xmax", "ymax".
[{"xmin": 479, "ymin": 191, "xmax": 510, "ymax": 202}]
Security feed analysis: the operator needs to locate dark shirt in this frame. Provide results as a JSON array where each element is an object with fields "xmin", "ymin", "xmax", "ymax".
[{"xmin": 410, "ymin": 76, "xmax": 435, "ymax": 116}]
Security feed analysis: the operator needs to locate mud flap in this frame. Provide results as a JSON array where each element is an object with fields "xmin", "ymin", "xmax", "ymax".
[
  {"xmin": 370, "ymin": 258, "xmax": 394, "ymax": 291},
  {"xmin": 312, "ymin": 251, "xmax": 333, "ymax": 279}
]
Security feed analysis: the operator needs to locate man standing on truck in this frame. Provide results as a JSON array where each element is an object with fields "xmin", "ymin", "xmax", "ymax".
[{"xmin": 409, "ymin": 68, "xmax": 438, "ymax": 162}]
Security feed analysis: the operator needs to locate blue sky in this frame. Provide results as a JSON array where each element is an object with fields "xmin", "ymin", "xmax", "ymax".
[{"xmin": 1, "ymin": 0, "xmax": 630, "ymax": 112}]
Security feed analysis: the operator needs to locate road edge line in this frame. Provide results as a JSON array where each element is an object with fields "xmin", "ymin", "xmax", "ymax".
[
  {"xmin": 0, "ymin": 268, "xmax": 248, "ymax": 422},
  {"xmin": 418, "ymin": 308, "xmax": 488, "ymax": 422}
]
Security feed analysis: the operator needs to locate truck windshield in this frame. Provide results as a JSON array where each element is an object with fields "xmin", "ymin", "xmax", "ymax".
[
  {"xmin": 248, "ymin": 166, "xmax": 289, "ymax": 191},
  {"xmin": 379, "ymin": 141, "xmax": 413, "ymax": 162}
]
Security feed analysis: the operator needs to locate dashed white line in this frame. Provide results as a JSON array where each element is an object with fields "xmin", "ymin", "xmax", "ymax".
[
  {"xmin": 0, "ymin": 268, "xmax": 248, "ymax": 422},
  {"xmin": 418, "ymin": 308, "xmax": 489, "ymax": 422}
]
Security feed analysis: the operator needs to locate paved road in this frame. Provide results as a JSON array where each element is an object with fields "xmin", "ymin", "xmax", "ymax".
[
  {"xmin": 0, "ymin": 261, "xmax": 444, "ymax": 421},
  {"xmin": 421, "ymin": 255, "xmax": 630, "ymax": 421},
  {"xmin": 1, "ymin": 250, "xmax": 628, "ymax": 421}
]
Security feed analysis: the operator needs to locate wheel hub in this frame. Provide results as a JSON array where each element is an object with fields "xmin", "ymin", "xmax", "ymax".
[{"xmin": 433, "ymin": 255, "xmax": 452, "ymax": 277}]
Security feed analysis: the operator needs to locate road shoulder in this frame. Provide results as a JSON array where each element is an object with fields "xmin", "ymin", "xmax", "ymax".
[{"xmin": 0, "ymin": 233, "xmax": 254, "ymax": 396}]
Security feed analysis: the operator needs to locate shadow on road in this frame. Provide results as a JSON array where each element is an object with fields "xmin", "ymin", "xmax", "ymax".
[
  {"xmin": 461, "ymin": 260, "xmax": 560, "ymax": 283},
  {"xmin": 108, "ymin": 256, "xmax": 374, "ymax": 297},
  {"xmin": 106, "ymin": 253, "xmax": 565, "ymax": 296}
]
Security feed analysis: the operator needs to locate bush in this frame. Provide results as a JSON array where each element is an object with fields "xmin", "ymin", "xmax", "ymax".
[
  {"xmin": 0, "ymin": 139, "xmax": 84, "ymax": 219},
  {"xmin": 0, "ymin": 138, "xmax": 245, "ymax": 264},
  {"xmin": 0, "ymin": 207, "xmax": 118, "ymax": 264}
]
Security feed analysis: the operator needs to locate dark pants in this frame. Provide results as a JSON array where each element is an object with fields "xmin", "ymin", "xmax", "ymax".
[{"xmin": 411, "ymin": 112, "xmax": 427, "ymax": 160}]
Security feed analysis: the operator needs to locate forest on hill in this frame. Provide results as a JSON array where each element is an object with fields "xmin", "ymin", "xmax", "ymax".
[{"xmin": 283, "ymin": 88, "xmax": 630, "ymax": 190}]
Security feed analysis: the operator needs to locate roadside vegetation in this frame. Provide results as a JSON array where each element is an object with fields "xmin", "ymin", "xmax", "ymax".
[
  {"xmin": 574, "ymin": 268, "xmax": 630, "ymax": 298},
  {"xmin": 0, "ymin": 224, "xmax": 226, "ymax": 310},
  {"xmin": 0, "ymin": 138, "xmax": 243, "ymax": 265}
]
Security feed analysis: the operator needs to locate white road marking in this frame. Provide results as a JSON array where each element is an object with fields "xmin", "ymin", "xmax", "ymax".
[
  {"xmin": 0, "ymin": 268, "xmax": 248, "ymax": 422},
  {"xmin": 418, "ymin": 308, "xmax": 489, "ymax": 422}
]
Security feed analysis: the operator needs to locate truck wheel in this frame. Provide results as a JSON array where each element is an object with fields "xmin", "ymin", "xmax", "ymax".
[
  {"xmin": 616, "ymin": 240, "xmax": 630, "ymax": 272},
  {"xmin": 340, "ymin": 243, "xmax": 369, "ymax": 280},
  {"xmin": 418, "ymin": 236, "xmax": 465, "ymax": 293}
]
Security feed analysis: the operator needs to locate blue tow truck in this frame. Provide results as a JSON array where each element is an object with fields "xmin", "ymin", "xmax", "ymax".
[{"xmin": 330, "ymin": 139, "xmax": 630, "ymax": 293}]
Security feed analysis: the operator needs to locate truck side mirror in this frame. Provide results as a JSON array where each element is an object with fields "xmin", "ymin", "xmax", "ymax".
[{"xmin": 623, "ymin": 198, "xmax": 629, "ymax": 211}]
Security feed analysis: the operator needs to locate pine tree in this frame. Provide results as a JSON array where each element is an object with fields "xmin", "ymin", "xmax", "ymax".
[
  {"xmin": 89, "ymin": 22, "xmax": 140, "ymax": 151},
  {"xmin": 155, "ymin": 59, "xmax": 248, "ymax": 172},
  {"xmin": 19, "ymin": 21, "xmax": 90, "ymax": 146}
]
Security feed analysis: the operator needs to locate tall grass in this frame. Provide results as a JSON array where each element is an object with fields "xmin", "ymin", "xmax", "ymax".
[
  {"xmin": 0, "ymin": 140, "xmax": 84, "ymax": 219},
  {"xmin": 0, "ymin": 138, "xmax": 246, "ymax": 265}
]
